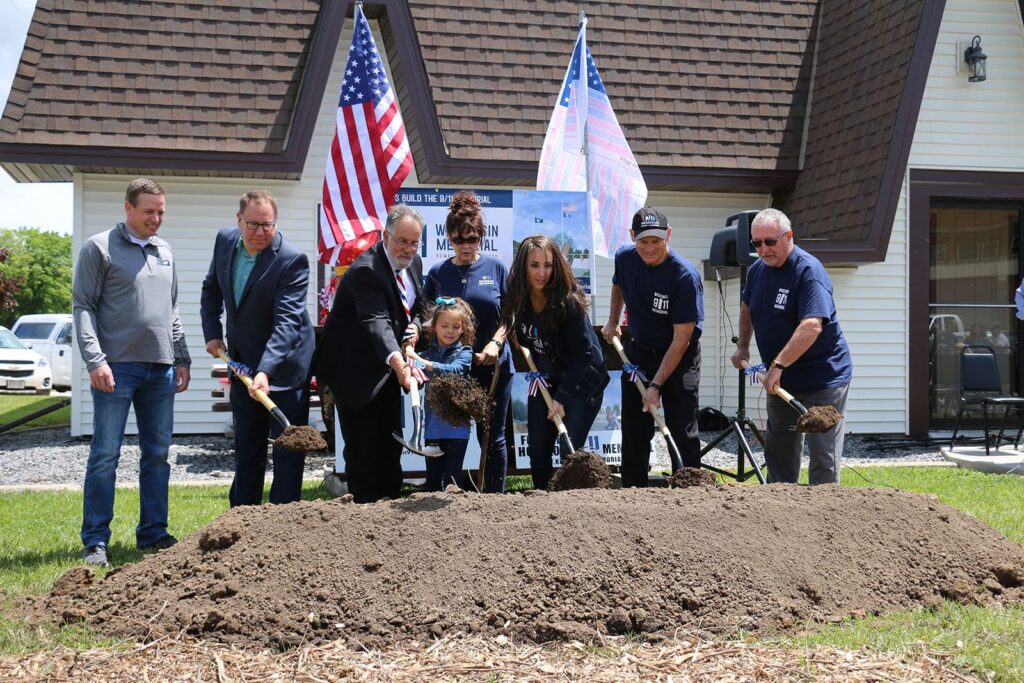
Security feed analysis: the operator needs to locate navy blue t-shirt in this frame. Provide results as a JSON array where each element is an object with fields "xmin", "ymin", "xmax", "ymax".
[
  {"xmin": 612, "ymin": 245, "xmax": 704, "ymax": 350},
  {"xmin": 421, "ymin": 255, "xmax": 512, "ymax": 370},
  {"xmin": 742, "ymin": 245, "xmax": 853, "ymax": 394}
]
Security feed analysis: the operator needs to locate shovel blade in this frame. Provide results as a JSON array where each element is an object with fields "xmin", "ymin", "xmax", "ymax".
[{"xmin": 392, "ymin": 431, "xmax": 445, "ymax": 458}]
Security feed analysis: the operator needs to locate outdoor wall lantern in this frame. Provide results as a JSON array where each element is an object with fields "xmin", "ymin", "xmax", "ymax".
[{"xmin": 963, "ymin": 35, "xmax": 987, "ymax": 82}]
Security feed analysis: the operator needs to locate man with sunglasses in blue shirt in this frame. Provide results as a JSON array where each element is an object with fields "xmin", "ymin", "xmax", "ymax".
[{"xmin": 730, "ymin": 208, "xmax": 852, "ymax": 485}]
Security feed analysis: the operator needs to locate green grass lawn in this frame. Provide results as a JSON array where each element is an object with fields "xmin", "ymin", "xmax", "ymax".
[
  {"xmin": 2, "ymin": 468, "xmax": 1024, "ymax": 680},
  {"xmin": 0, "ymin": 394, "xmax": 71, "ymax": 432}
]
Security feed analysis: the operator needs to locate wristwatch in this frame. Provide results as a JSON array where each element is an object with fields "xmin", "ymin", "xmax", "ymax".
[
  {"xmin": 650, "ymin": 381, "xmax": 663, "ymax": 394},
  {"xmin": 771, "ymin": 360, "xmax": 787, "ymax": 370}
]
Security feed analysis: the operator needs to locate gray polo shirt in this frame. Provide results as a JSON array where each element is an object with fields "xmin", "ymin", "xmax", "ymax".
[{"xmin": 73, "ymin": 223, "xmax": 191, "ymax": 371}]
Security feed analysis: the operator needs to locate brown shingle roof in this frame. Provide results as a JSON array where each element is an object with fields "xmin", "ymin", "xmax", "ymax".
[
  {"xmin": 1, "ymin": 0, "xmax": 318, "ymax": 153},
  {"xmin": 774, "ymin": 0, "xmax": 934, "ymax": 253},
  {"xmin": 0, "ymin": 0, "xmax": 946, "ymax": 262},
  {"xmin": 406, "ymin": 0, "xmax": 818, "ymax": 176}
]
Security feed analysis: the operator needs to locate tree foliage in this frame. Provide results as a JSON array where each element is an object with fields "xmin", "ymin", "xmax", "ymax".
[
  {"xmin": 0, "ymin": 247, "xmax": 24, "ymax": 318},
  {"xmin": 0, "ymin": 228, "xmax": 72, "ymax": 327}
]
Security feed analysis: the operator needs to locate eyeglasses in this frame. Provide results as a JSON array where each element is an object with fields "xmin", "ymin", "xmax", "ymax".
[
  {"xmin": 243, "ymin": 221, "xmax": 276, "ymax": 233},
  {"xmin": 450, "ymin": 235, "xmax": 480, "ymax": 245},
  {"xmin": 750, "ymin": 232, "xmax": 789, "ymax": 249},
  {"xmin": 388, "ymin": 233, "xmax": 420, "ymax": 250}
]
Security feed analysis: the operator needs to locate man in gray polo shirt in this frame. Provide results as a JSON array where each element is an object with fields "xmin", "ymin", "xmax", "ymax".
[{"xmin": 73, "ymin": 178, "xmax": 191, "ymax": 567}]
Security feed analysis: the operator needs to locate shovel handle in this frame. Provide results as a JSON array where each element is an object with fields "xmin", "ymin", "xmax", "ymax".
[
  {"xmin": 403, "ymin": 344, "xmax": 421, "ymax": 409},
  {"xmin": 611, "ymin": 336, "xmax": 684, "ymax": 471},
  {"xmin": 610, "ymin": 336, "xmax": 674, "ymax": 436},
  {"xmin": 216, "ymin": 349, "xmax": 282, "ymax": 415},
  {"xmin": 519, "ymin": 346, "xmax": 573, "ymax": 450},
  {"xmin": 738, "ymin": 359, "xmax": 807, "ymax": 415}
]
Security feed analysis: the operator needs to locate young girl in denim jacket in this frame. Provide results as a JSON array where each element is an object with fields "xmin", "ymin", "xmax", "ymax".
[{"xmin": 407, "ymin": 297, "xmax": 476, "ymax": 491}]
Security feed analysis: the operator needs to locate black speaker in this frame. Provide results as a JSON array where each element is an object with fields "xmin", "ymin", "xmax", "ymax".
[
  {"xmin": 709, "ymin": 227, "xmax": 738, "ymax": 267},
  {"xmin": 729, "ymin": 210, "xmax": 761, "ymax": 266},
  {"xmin": 708, "ymin": 210, "xmax": 761, "ymax": 267}
]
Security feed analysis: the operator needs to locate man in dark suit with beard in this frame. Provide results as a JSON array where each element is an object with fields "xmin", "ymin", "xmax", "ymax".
[{"xmin": 317, "ymin": 205, "xmax": 424, "ymax": 502}]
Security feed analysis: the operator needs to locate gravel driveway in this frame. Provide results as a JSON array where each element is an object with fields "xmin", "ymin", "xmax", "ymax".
[{"xmin": 0, "ymin": 425, "xmax": 948, "ymax": 489}]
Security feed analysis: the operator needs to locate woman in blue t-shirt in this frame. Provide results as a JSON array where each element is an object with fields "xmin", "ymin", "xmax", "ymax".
[
  {"xmin": 421, "ymin": 192, "xmax": 513, "ymax": 493},
  {"xmin": 501, "ymin": 235, "xmax": 609, "ymax": 490}
]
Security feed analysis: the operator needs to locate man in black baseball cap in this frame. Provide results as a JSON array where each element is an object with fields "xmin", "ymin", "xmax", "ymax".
[{"xmin": 602, "ymin": 206, "xmax": 704, "ymax": 485}]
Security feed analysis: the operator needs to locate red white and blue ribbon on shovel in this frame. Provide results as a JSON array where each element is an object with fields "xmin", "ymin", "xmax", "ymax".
[
  {"xmin": 744, "ymin": 362, "xmax": 768, "ymax": 385},
  {"xmin": 622, "ymin": 363, "xmax": 649, "ymax": 385},
  {"xmin": 226, "ymin": 358, "xmax": 253, "ymax": 379},
  {"xmin": 526, "ymin": 371, "xmax": 549, "ymax": 397}
]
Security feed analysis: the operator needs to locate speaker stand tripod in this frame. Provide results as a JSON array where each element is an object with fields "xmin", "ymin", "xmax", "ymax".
[{"xmin": 701, "ymin": 366, "xmax": 767, "ymax": 483}]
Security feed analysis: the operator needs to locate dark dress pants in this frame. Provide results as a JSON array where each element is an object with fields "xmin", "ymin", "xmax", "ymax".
[
  {"xmin": 337, "ymin": 376, "xmax": 404, "ymax": 503},
  {"xmin": 471, "ymin": 364, "xmax": 512, "ymax": 493},
  {"xmin": 526, "ymin": 388, "xmax": 603, "ymax": 491},
  {"xmin": 229, "ymin": 378, "xmax": 308, "ymax": 507},
  {"xmin": 620, "ymin": 340, "xmax": 701, "ymax": 487}
]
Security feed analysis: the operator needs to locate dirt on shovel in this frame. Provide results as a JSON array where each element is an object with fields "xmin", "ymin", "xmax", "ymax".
[
  {"xmin": 425, "ymin": 374, "xmax": 492, "ymax": 429},
  {"xmin": 275, "ymin": 425, "xmax": 326, "ymax": 452},
  {"xmin": 797, "ymin": 405, "xmax": 843, "ymax": 433},
  {"xmin": 549, "ymin": 450, "xmax": 611, "ymax": 491}
]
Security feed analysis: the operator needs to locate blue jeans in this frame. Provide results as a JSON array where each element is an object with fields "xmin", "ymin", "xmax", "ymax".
[{"xmin": 81, "ymin": 362, "xmax": 176, "ymax": 549}]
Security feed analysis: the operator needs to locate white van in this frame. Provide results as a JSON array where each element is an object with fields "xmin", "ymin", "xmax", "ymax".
[{"xmin": 11, "ymin": 313, "xmax": 73, "ymax": 390}]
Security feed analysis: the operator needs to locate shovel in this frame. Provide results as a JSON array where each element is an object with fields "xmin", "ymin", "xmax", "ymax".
[
  {"xmin": 392, "ymin": 345, "xmax": 444, "ymax": 458},
  {"xmin": 475, "ymin": 347, "xmax": 504, "ymax": 492},
  {"xmin": 519, "ymin": 346, "xmax": 576, "ymax": 456},
  {"xmin": 610, "ymin": 336, "xmax": 685, "ymax": 473},
  {"xmin": 741, "ymin": 360, "xmax": 842, "ymax": 433},
  {"xmin": 215, "ymin": 349, "xmax": 326, "ymax": 452}
]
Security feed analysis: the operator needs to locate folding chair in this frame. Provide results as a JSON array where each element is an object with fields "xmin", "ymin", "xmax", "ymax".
[{"xmin": 949, "ymin": 345, "xmax": 1024, "ymax": 454}]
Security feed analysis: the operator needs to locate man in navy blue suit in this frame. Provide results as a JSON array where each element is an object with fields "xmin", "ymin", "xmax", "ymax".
[
  {"xmin": 316, "ymin": 205, "xmax": 424, "ymax": 503},
  {"xmin": 200, "ymin": 190, "xmax": 315, "ymax": 506}
]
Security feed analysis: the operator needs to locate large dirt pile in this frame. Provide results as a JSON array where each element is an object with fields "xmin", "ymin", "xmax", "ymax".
[{"xmin": 39, "ymin": 486, "xmax": 1024, "ymax": 650}]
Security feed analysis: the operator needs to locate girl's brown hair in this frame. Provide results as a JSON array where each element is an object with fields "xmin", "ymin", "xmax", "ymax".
[
  {"xmin": 500, "ymin": 234, "xmax": 588, "ymax": 334},
  {"xmin": 445, "ymin": 191, "xmax": 485, "ymax": 241},
  {"xmin": 425, "ymin": 296, "xmax": 477, "ymax": 347}
]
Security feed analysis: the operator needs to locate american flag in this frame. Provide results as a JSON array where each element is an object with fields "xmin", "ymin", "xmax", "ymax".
[
  {"xmin": 536, "ymin": 17, "xmax": 647, "ymax": 258},
  {"xmin": 318, "ymin": 4, "xmax": 412, "ymax": 266}
]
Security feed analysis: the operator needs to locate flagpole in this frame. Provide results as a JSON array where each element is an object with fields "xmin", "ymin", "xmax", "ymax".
[{"xmin": 578, "ymin": 10, "xmax": 599, "ymax": 323}]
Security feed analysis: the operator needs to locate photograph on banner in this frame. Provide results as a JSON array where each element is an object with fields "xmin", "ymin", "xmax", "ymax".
[
  {"xmin": 393, "ymin": 188, "xmax": 514, "ymax": 273},
  {"xmin": 509, "ymin": 370, "xmax": 629, "ymax": 470},
  {"xmin": 512, "ymin": 190, "xmax": 592, "ymax": 294}
]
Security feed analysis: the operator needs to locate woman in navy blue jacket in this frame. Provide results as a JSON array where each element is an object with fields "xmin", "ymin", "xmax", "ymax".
[{"xmin": 501, "ymin": 235, "xmax": 610, "ymax": 490}]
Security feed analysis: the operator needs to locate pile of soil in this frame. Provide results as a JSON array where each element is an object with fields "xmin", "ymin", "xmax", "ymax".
[
  {"xmin": 548, "ymin": 450, "xmax": 611, "ymax": 491},
  {"xmin": 36, "ymin": 486, "xmax": 1024, "ymax": 651},
  {"xmin": 668, "ymin": 467, "xmax": 717, "ymax": 487}
]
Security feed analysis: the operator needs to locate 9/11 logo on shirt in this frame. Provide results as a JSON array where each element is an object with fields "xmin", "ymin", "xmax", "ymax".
[
  {"xmin": 652, "ymin": 292, "xmax": 670, "ymax": 315},
  {"xmin": 774, "ymin": 288, "xmax": 789, "ymax": 310}
]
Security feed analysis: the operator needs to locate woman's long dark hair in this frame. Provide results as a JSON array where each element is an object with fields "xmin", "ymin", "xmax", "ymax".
[{"xmin": 500, "ymin": 234, "xmax": 588, "ymax": 334}]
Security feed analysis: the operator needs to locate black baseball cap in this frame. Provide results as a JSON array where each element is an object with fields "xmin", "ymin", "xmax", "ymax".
[{"xmin": 631, "ymin": 206, "xmax": 669, "ymax": 240}]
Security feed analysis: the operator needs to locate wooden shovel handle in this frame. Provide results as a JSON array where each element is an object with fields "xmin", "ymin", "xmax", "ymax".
[
  {"xmin": 610, "ymin": 336, "xmax": 673, "ymax": 436},
  {"xmin": 216, "ymin": 349, "xmax": 278, "ymax": 413},
  {"xmin": 518, "ymin": 346, "xmax": 570, "ymax": 438},
  {"xmin": 738, "ymin": 359, "xmax": 800, "ymax": 406},
  {"xmin": 403, "ymin": 344, "xmax": 421, "ymax": 409}
]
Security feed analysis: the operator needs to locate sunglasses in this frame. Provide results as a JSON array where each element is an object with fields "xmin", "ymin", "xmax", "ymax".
[
  {"xmin": 749, "ymin": 232, "xmax": 789, "ymax": 249},
  {"xmin": 450, "ymin": 235, "xmax": 480, "ymax": 245}
]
